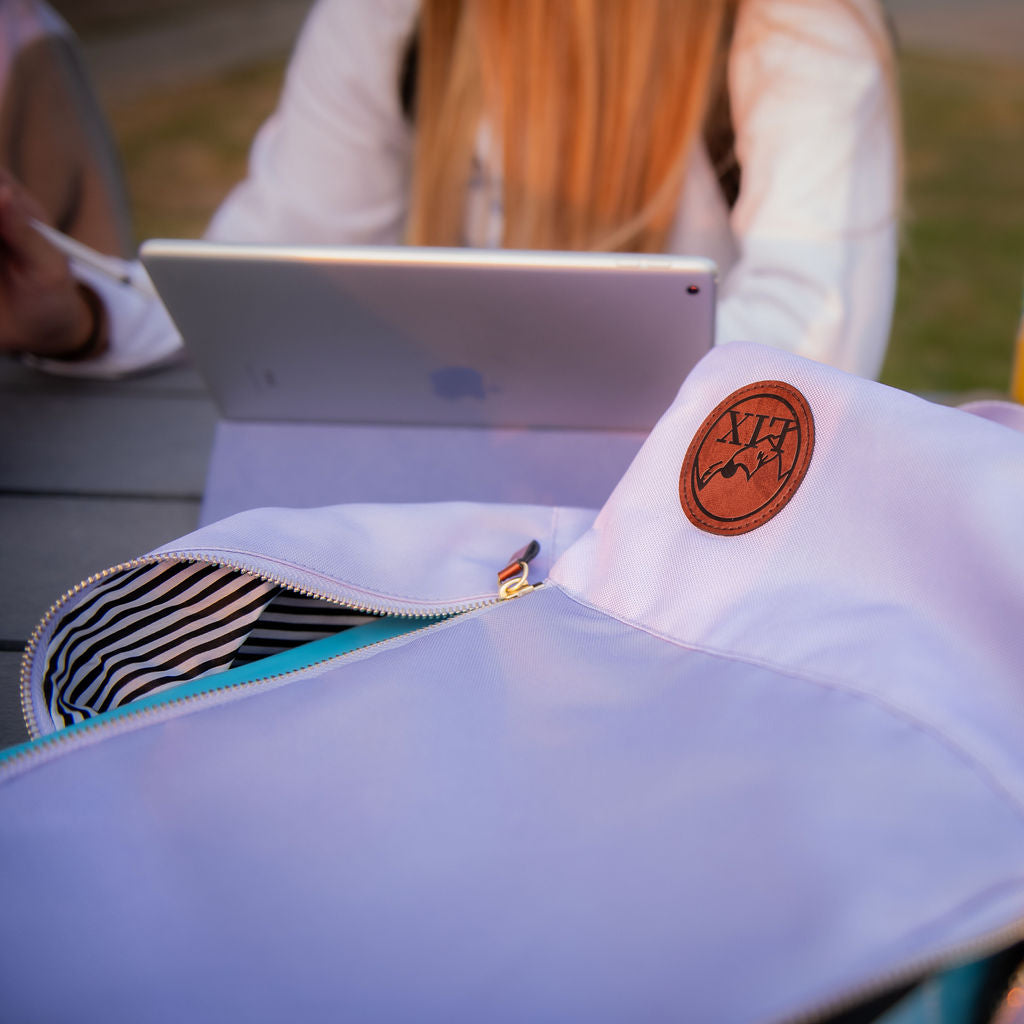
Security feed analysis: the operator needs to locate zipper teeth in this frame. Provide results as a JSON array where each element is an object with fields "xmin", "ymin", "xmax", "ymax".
[
  {"xmin": 17, "ymin": 556, "xmax": 1024, "ymax": 1017},
  {"xmin": 13, "ymin": 566, "xmax": 1024, "ymax": 1014},
  {"xmin": 7, "ymin": 601, "xmax": 461, "ymax": 778},
  {"xmin": 782, "ymin": 914, "xmax": 1024, "ymax": 1024},
  {"xmin": 19, "ymin": 552, "xmax": 500, "ymax": 741}
]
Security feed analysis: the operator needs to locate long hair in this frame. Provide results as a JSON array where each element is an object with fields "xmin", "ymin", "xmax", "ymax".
[{"xmin": 406, "ymin": 0, "xmax": 897, "ymax": 253}]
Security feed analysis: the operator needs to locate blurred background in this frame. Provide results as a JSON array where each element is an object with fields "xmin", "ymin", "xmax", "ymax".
[{"xmin": 50, "ymin": 0, "xmax": 1024, "ymax": 397}]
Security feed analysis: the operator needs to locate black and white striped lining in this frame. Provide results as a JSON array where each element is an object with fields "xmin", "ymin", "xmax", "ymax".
[
  {"xmin": 43, "ymin": 560, "xmax": 377, "ymax": 729},
  {"xmin": 231, "ymin": 592, "xmax": 376, "ymax": 666}
]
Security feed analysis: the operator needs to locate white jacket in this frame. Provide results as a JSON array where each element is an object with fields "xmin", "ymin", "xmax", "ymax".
[{"xmin": 38, "ymin": 0, "xmax": 899, "ymax": 379}]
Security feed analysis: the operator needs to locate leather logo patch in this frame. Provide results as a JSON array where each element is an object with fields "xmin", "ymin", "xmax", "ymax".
[{"xmin": 679, "ymin": 380, "xmax": 814, "ymax": 536}]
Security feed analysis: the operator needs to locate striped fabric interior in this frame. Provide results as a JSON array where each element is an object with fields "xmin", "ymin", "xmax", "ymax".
[
  {"xmin": 43, "ymin": 560, "xmax": 377, "ymax": 729},
  {"xmin": 232, "ymin": 591, "xmax": 376, "ymax": 666}
]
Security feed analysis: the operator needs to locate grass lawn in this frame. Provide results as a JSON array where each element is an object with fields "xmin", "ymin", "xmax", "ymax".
[
  {"xmin": 110, "ymin": 58, "xmax": 287, "ymax": 241},
  {"xmin": 108, "ymin": 48, "xmax": 1024, "ymax": 397},
  {"xmin": 882, "ymin": 51, "xmax": 1023, "ymax": 396}
]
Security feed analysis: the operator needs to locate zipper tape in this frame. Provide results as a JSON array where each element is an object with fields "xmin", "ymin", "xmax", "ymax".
[
  {"xmin": 20, "ymin": 552, "xmax": 520, "ymax": 741},
  {"xmin": 3, "ymin": 614, "xmax": 442, "ymax": 773}
]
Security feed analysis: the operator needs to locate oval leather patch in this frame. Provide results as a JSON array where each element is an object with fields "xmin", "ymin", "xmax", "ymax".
[{"xmin": 679, "ymin": 380, "xmax": 814, "ymax": 536}]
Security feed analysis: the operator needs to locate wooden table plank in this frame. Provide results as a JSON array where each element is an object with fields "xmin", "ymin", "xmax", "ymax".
[
  {"xmin": 0, "ymin": 651, "xmax": 28, "ymax": 751},
  {"xmin": 0, "ymin": 357, "xmax": 208, "ymax": 397},
  {"xmin": 2, "ymin": 390, "xmax": 216, "ymax": 497},
  {"xmin": 0, "ymin": 495, "xmax": 200, "ymax": 644},
  {"xmin": 3, "ymin": 358, "xmax": 215, "ymax": 750}
]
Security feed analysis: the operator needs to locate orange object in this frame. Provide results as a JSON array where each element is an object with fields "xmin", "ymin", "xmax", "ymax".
[{"xmin": 1012, "ymin": 295, "xmax": 1024, "ymax": 403}]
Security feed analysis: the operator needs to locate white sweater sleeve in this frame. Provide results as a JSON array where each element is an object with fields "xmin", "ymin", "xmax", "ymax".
[
  {"xmin": 34, "ymin": 0, "xmax": 418, "ymax": 378},
  {"xmin": 715, "ymin": 0, "xmax": 899, "ymax": 379},
  {"xmin": 24, "ymin": 259, "xmax": 183, "ymax": 378},
  {"xmin": 206, "ymin": 0, "xmax": 417, "ymax": 245}
]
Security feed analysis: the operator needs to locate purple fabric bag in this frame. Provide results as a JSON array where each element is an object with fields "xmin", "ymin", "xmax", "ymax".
[{"xmin": 3, "ymin": 343, "xmax": 1024, "ymax": 1023}]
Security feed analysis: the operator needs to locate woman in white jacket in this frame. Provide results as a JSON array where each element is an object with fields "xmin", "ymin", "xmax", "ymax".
[{"xmin": 0, "ymin": 0, "xmax": 901, "ymax": 379}]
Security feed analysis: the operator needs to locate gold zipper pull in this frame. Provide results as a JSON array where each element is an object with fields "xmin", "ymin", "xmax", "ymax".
[{"xmin": 498, "ymin": 540, "xmax": 540, "ymax": 601}]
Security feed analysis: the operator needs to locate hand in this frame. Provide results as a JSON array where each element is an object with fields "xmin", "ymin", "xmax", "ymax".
[{"xmin": 0, "ymin": 169, "xmax": 103, "ymax": 358}]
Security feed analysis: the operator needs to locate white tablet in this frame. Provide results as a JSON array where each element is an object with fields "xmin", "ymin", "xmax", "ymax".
[{"xmin": 140, "ymin": 241, "xmax": 716, "ymax": 432}]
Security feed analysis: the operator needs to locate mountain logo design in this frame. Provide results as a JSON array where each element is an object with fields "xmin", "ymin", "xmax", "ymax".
[{"xmin": 679, "ymin": 380, "xmax": 814, "ymax": 536}]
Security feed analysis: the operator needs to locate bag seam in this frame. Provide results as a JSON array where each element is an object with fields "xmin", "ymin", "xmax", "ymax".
[{"xmin": 550, "ymin": 582, "xmax": 1024, "ymax": 827}]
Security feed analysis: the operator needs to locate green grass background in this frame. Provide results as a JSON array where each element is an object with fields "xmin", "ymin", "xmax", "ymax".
[
  {"xmin": 882, "ymin": 52, "xmax": 1023, "ymax": 395},
  {"xmin": 108, "ymin": 49, "xmax": 1024, "ymax": 397}
]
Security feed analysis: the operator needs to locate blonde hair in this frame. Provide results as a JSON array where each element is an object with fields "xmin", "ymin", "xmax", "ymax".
[{"xmin": 406, "ymin": 0, "xmax": 897, "ymax": 253}]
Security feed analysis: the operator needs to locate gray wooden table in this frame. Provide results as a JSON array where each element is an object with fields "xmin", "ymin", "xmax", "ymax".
[{"xmin": 0, "ymin": 357, "xmax": 217, "ymax": 748}]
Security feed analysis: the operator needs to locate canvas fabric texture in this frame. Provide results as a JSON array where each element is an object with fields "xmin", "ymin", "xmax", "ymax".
[{"xmin": 2, "ymin": 342, "xmax": 1024, "ymax": 1023}]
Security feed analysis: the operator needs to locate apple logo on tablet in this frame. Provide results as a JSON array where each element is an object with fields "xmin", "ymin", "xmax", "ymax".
[{"xmin": 431, "ymin": 366, "xmax": 487, "ymax": 400}]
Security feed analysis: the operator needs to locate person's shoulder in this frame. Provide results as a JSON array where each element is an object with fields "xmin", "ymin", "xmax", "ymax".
[
  {"xmin": 290, "ymin": 0, "xmax": 419, "ymax": 92},
  {"xmin": 737, "ymin": 0, "xmax": 884, "ymax": 21},
  {"xmin": 0, "ymin": 0, "xmax": 71, "ymax": 59},
  {"xmin": 313, "ymin": 0, "xmax": 419, "ymax": 34},
  {"xmin": 736, "ymin": 0, "xmax": 886, "ymax": 44},
  {"xmin": 733, "ymin": 0, "xmax": 888, "ymax": 70},
  {"xmin": 0, "ymin": 3, "xmax": 82, "ymax": 117},
  {"xmin": 296, "ymin": 0, "xmax": 419, "ymax": 74},
  {"xmin": 2, "ymin": 0, "xmax": 70, "ymax": 35}
]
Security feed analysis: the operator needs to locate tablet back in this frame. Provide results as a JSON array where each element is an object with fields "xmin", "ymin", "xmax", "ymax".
[{"xmin": 140, "ymin": 242, "xmax": 716, "ymax": 432}]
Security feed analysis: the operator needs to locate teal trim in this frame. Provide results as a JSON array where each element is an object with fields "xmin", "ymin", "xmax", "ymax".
[
  {"xmin": 878, "ymin": 957, "xmax": 993, "ymax": 1024},
  {"xmin": 2, "ymin": 615, "xmax": 439, "ymax": 769},
  {"xmin": 164, "ymin": 615, "xmax": 437, "ymax": 696}
]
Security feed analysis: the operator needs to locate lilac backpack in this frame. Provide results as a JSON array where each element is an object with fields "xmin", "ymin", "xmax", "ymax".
[{"xmin": 3, "ymin": 343, "xmax": 1024, "ymax": 1023}]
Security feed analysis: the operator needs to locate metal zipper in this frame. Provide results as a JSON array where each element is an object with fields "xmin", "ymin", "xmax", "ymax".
[
  {"xmin": 496, "ymin": 539, "xmax": 540, "ymax": 601},
  {"xmin": 3, "ymin": 607, "xmax": 470, "ymax": 780},
  {"xmin": 16, "ymin": 541, "xmax": 1024, "ymax": 1021},
  {"xmin": 20, "ymin": 541, "xmax": 543, "ymax": 743}
]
